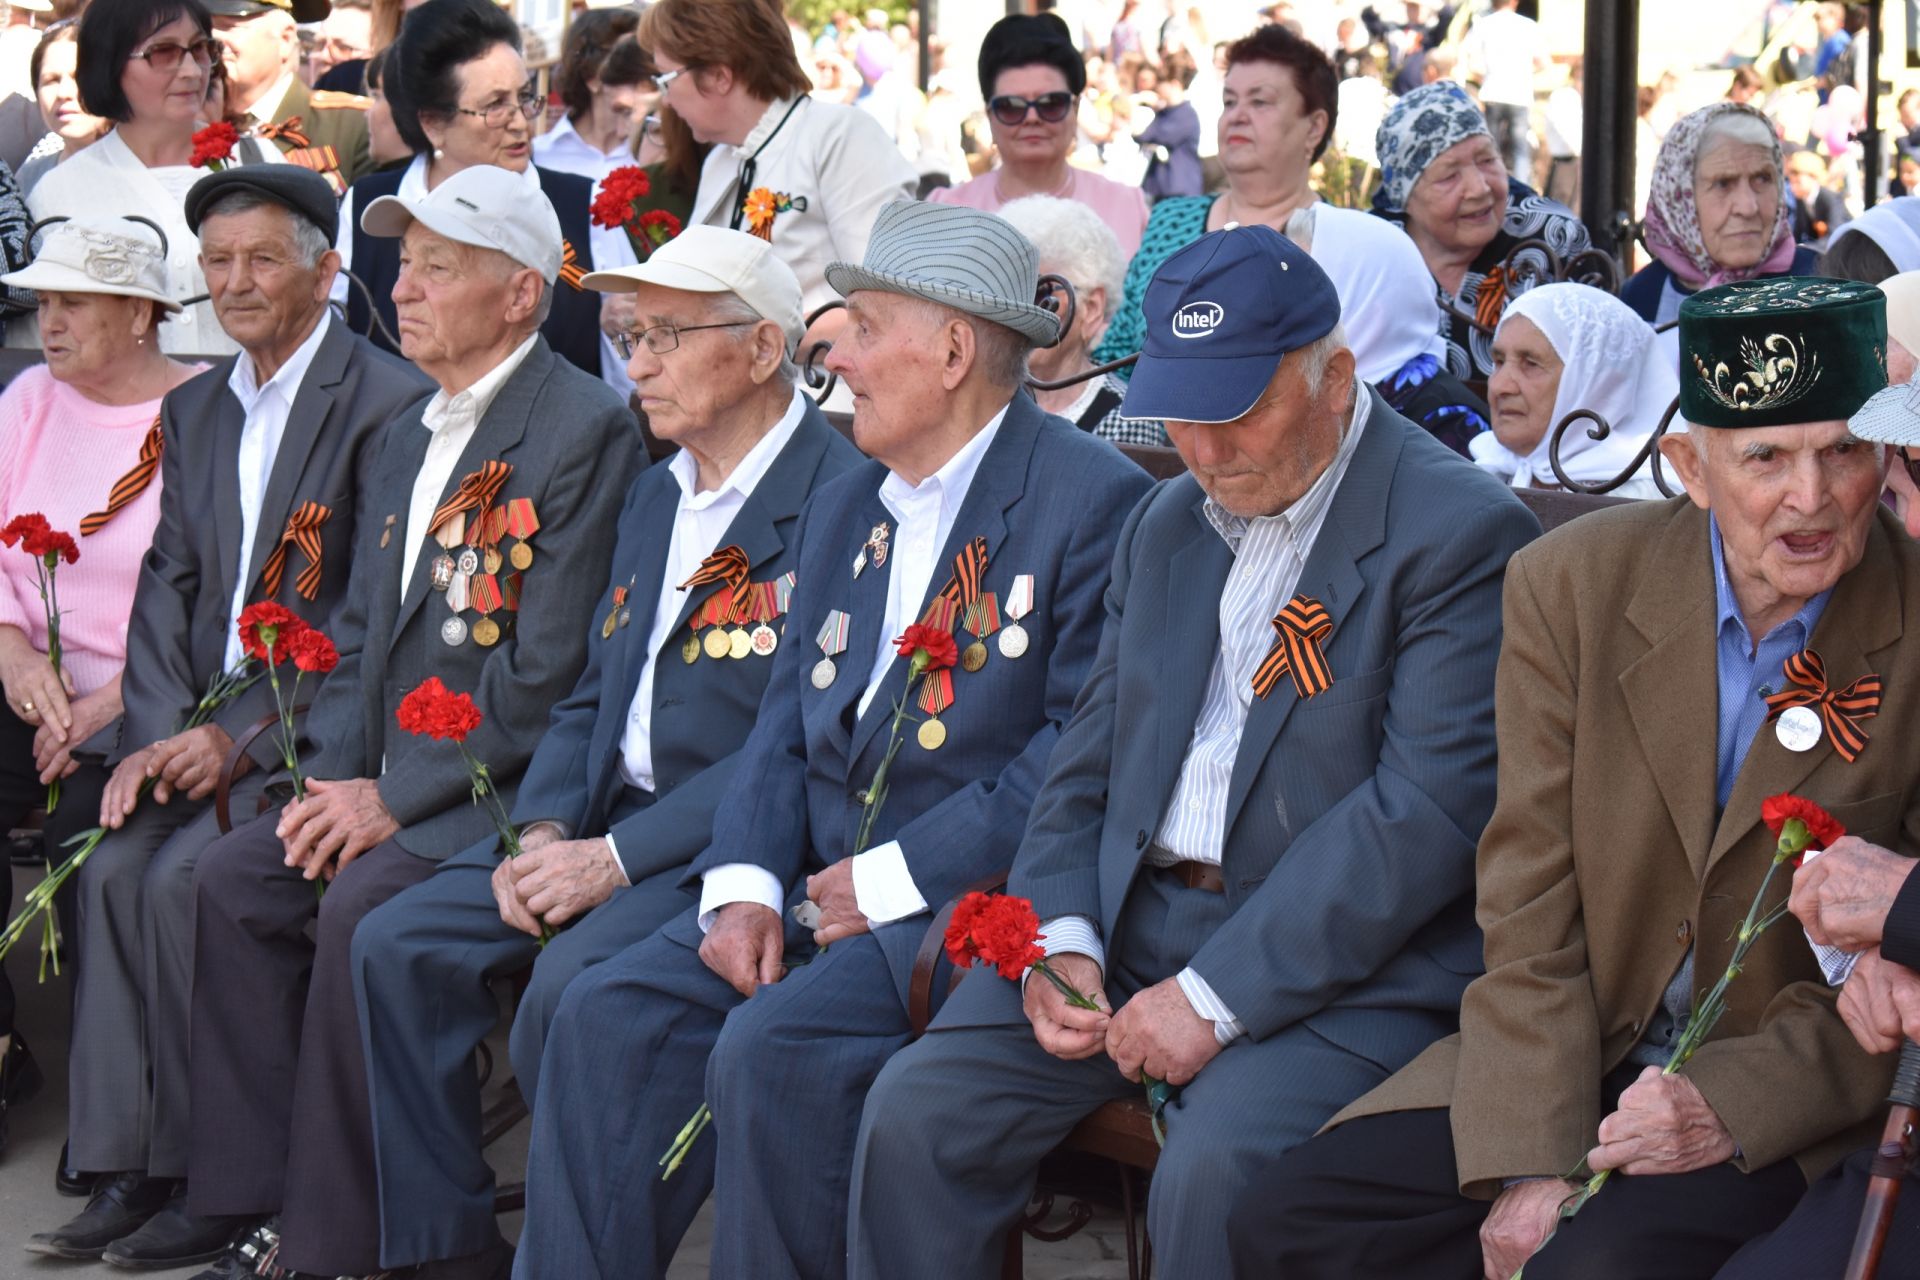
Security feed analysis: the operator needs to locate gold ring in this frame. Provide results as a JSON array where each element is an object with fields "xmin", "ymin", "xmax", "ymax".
[{"xmin": 20, "ymin": 700, "xmax": 33, "ymax": 713}]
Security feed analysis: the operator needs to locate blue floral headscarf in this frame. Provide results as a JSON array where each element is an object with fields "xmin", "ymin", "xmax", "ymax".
[{"xmin": 1374, "ymin": 82, "xmax": 1491, "ymax": 213}]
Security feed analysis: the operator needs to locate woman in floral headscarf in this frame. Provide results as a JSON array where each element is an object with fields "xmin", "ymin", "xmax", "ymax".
[
  {"xmin": 1371, "ymin": 80, "xmax": 1592, "ymax": 382},
  {"xmin": 1619, "ymin": 102, "xmax": 1817, "ymax": 325}
]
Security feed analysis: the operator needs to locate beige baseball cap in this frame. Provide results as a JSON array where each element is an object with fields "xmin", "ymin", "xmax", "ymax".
[
  {"xmin": 360, "ymin": 165, "xmax": 563, "ymax": 282},
  {"xmin": 582, "ymin": 225, "xmax": 806, "ymax": 353}
]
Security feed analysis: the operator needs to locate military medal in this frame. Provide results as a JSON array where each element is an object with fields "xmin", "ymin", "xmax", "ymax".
[
  {"xmin": 751, "ymin": 624, "xmax": 778, "ymax": 656},
  {"xmin": 603, "ymin": 580, "xmax": 631, "ymax": 641},
  {"xmin": 916, "ymin": 665, "xmax": 953, "ymax": 750},
  {"xmin": 505, "ymin": 498, "xmax": 540, "ymax": 571},
  {"xmin": 473, "ymin": 617, "xmax": 501, "ymax": 646},
  {"xmin": 728, "ymin": 627, "xmax": 752, "ymax": 660},
  {"xmin": 469, "ymin": 573, "xmax": 504, "ymax": 647},
  {"xmin": 682, "ymin": 633, "xmax": 701, "ymax": 663},
  {"xmin": 1776, "ymin": 705, "xmax": 1823, "ymax": 753},
  {"xmin": 1000, "ymin": 574, "xmax": 1034, "ymax": 659},
  {"xmin": 854, "ymin": 521, "xmax": 890, "ymax": 579},
  {"xmin": 485, "ymin": 547, "xmax": 503, "ymax": 575},
  {"xmin": 457, "ymin": 547, "xmax": 480, "ymax": 577},
  {"xmin": 813, "ymin": 610, "xmax": 850, "ymax": 689},
  {"xmin": 430, "ymin": 554, "xmax": 456, "ymax": 591},
  {"xmin": 379, "ymin": 514, "xmax": 396, "ymax": 550},
  {"xmin": 441, "ymin": 616, "xmax": 468, "ymax": 646},
  {"xmin": 703, "ymin": 628, "xmax": 732, "ymax": 660},
  {"xmin": 960, "ymin": 593, "xmax": 1000, "ymax": 673}
]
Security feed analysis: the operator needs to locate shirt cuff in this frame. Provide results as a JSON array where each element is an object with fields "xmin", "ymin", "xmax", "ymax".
[
  {"xmin": 1176, "ymin": 966, "xmax": 1246, "ymax": 1047},
  {"xmin": 849, "ymin": 841, "xmax": 928, "ymax": 925},
  {"xmin": 696, "ymin": 863, "xmax": 785, "ymax": 932},
  {"xmin": 600, "ymin": 832, "xmax": 632, "ymax": 886},
  {"xmin": 1023, "ymin": 915, "xmax": 1104, "ymax": 992}
]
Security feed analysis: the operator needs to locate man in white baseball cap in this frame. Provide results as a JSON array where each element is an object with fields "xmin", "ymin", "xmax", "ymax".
[{"xmin": 341, "ymin": 223, "xmax": 860, "ymax": 1279}]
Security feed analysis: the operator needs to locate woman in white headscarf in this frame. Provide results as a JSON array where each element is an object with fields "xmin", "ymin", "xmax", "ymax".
[
  {"xmin": 1821, "ymin": 197, "xmax": 1920, "ymax": 282},
  {"xmin": 1289, "ymin": 201, "xmax": 1493, "ymax": 455},
  {"xmin": 1472, "ymin": 282, "xmax": 1678, "ymax": 499},
  {"xmin": 1881, "ymin": 270, "xmax": 1920, "ymax": 382}
]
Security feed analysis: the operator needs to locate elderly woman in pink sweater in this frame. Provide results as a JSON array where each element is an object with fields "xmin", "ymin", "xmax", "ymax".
[{"xmin": 0, "ymin": 217, "xmax": 199, "ymax": 1129}]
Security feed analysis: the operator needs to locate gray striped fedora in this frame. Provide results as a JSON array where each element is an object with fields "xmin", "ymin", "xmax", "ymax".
[{"xmin": 825, "ymin": 200, "xmax": 1062, "ymax": 346}]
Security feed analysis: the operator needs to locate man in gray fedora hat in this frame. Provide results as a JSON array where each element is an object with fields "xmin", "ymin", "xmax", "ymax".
[{"xmin": 512, "ymin": 199, "xmax": 1152, "ymax": 1280}]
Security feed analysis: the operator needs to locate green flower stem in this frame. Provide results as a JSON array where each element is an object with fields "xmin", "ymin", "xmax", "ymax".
[
  {"xmin": 42, "ymin": 554, "xmax": 61, "ymax": 816},
  {"xmin": 852, "ymin": 651, "xmax": 929, "ymax": 856},
  {"xmin": 460, "ymin": 746, "xmax": 551, "ymax": 945},
  {"xmin": 660, "ymin": 1103, "xmax": 711, "ymax": 1180}
]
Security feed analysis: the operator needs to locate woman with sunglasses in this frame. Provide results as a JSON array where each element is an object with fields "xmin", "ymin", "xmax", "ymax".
[
  {"xmin": 336, "ymin": 0, "xmax": 616, "ymax": 384},
  {"xmin": 928, "ymin": 12, "xmax": 1150, "ymax": 257},
  {"xmin": 28, "ymin": 0, "xmax": 260, "ymax": 356}
]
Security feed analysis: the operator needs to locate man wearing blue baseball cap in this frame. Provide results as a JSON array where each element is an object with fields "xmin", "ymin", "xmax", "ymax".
[{"xmin": 847, "ymin": 224, "xmax": 1539, "ymax": 1277}]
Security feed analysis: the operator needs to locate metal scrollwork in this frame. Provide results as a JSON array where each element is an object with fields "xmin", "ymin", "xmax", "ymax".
[
  {"xmin": 1545, "ymin": 396, "xmax": 1681, "ymax": 498},
  {"xmin": 1443, "ymin": 234, "xmax": 1624, "ymax": 338},
  {"xmin": 802, "ymin": 299, "xmax": 846, "ymax": 405}
]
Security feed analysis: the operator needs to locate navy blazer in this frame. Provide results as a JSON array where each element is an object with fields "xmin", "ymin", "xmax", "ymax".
[
  {"xmin": 510, "ymin": 401, "xmax": 862, "ymax": 883},
  {"xmin": 939, "ymin": 394, "xmax": 1541, "ymax": 1075},
  {"xmin": 688, "ymin": 396, "xmax": 1153, "ymax": 997}
]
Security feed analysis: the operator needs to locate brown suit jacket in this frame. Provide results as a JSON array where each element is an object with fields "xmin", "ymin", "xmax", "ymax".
[{"xmin": 1331, "ymin": 497, "xmax": 1920, "ymax": 1198}]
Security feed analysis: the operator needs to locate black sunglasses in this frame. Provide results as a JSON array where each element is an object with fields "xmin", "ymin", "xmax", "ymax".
[{"xmin": 988, "ymin": 91, "xmax": 1074, "ymax": 126}]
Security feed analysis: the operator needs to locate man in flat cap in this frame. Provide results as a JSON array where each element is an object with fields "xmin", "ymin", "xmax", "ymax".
[
  {"xmin": 209, "ymin": 0, "xmax": 373, "ymax": 194},
  {"xmin": 512, "ymin": 199, "xmax": 1151, "ymax": 1279},
  {"xmin": 343, "ymin": 227, "xmax": 861, "ymax": 1280},
  {"xmin": 25, "ymin": 165, "xmax": 426, "ymax": 1271},
  {"xmin": 848, "ymin": 225, "xmax": 1538, "ymax": 1278},
  {"xmin": 1241, "ymin": 277, "xmax": 1920, "ymax": 1279},
  {"xmin": 176, "ymin": 164, "xmax": 639, "ymax": 1280}
]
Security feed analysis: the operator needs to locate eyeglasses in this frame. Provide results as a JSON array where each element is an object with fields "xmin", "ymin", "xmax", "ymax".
[
  {"xmin": 654, "ymin": 65, "xmax": 692, "ymax": 93},
  {"xmin": 130, "ymin": 36, "xmax": 217, "ymax": 73},
  {"xmin": 988, "ymin": 92, "xmax": 1075, "ymax": 126},
  {"xmin": 615, "ymin": 319, "xmax": 753, "ymax": 358},
  {"xmin": 454, "ymin": 87, "xmax": 543, "ymax": 128}
]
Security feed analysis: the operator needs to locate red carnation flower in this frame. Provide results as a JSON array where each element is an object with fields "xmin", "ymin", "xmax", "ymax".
[
  {"xmin": 396, "ymin": 676, "xmax": 483, "ymax": 743},
  {"xmin": 0, "ymin": 513, "xmax": 79, "ymax": 565},
  {"xmin": 191, "ymin": 121, "xmax": 239, "ymax": 169},
  {"xmin": 943, "ymin": 891, "xmax": 1046, "ymax": 981},
  {"xmin": 639, "ymin": 208, "xmax": 683, "ymax": 247},
  {"xmin": 1762, "ymin": 793, "xmax": 1846, "ymax": 865},
  {"xmin": 236, "ymin": 601, "xmax": 303, "ymax": 665},
  {"xmin": 287, "ymin": 626, "xmax": 339, "ymax": 676},
  {"xmin": 589, "ymin": 164, "xmax": 652, "ymax": 229},
  {"xmin": 894, "ymin": 623, "xmax": 958, "ymax": 672}
]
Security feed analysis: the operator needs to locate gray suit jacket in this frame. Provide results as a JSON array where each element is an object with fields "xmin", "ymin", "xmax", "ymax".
[
  {"xmin": 939, "ymin": 393, "xmax": 1540, "ymax": 1075},
  {"xmin": 303, "ymin": 337, "xmax": 642, "ymax": 859},
  {"xmin": 112, "ymin": 316, "xmax": 429, "ymax": 769}
]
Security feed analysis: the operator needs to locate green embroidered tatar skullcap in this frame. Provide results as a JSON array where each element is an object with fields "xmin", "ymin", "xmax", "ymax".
[{"xmin": 1678, "ymin": 277, "xmax": 1888, "ymax": 428}]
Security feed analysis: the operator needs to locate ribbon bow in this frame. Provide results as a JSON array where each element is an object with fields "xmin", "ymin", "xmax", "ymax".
[
  {"xmin": 428, "ymin": 461, "xmax": 514, "ymax": 540},
  {"xmin": 260, "ymin": 501, "xmax": 331, "ymax": 600},
  {"xmin": 1251, "ymin": 594, "xmax": 1335, "ymax": 700},
  {"xmin": 933, "ymin": 538, "xmax": 990, "ymax": 611},
  {"xmin": 679, "ymin": 544, "xmax": 751, "ymax": 613},
  {"xmin": 559, "ymin": 240, "xmax": 587, "ymax": 292},
  {"xmin": 1764, "ymin": 648, "xmax": 1882, "ymax": 763},
  {"xmin": 257, "ymin": 115, "xmax": 313, "ymax": 149},
  {"xmin": 81, "ymin": 414, "xmax": 163, "ymax": 536}
]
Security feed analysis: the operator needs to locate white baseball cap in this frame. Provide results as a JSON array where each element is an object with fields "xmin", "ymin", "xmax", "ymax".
[
  {"xmin": 1849, "ymin": 380, "xmax": 1920, "ymax": 447},
  {"xmin": 360, "ymin": 165, "xmax": 563, "ymax": 282},
  {"xmin": 582, "ymin": 225, "xmax": 806, "ymax": 353}
]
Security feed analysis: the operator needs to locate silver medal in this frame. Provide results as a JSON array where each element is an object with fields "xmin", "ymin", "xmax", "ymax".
[
  {"xmin": 811, "ymin": 657, "xmax": 837, "ymax": 689},
  {"xmin": 750, "ymin": 623, "xmax": 778, "ymax": 656},
  {"xmin": 997, "ymin": 622, "xmax": 1029, "ymax": 659},
  {"xmin": 456, "ymin": 547, "xmax": 481, "ymax": 577},
  {"xmin": 1775, "ymin": 705, "xmax": 1822, "ymax": 753},
  {"xmin": 441, "ymin": 615, "xmax": 469, "ymax": 646}
]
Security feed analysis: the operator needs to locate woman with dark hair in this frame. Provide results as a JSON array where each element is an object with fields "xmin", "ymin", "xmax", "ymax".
[
  {"xmin": 29, "ymin": 0, "xmax": 249, "ymax": 355},
  {"xmin": 928, "ymin": 12, "xmax": 1149, "ymax": 254},
  {"xmin": 641, "ymin": 0, "xmax": 915, "ymax": 330},
  {"xmin": 335, "ymin": 0, "xmax": 616, "ymax": 383},
  {"xmin": 360, "ymin": 45, "xmax": 410, "ymax": 170},
  {"xmin": 532, "ymin": 6, "xmax": 645, "ymax": 185},
  {"xmin": 16, "ymin": 20, "xmax": 106, "ymax": 196}
]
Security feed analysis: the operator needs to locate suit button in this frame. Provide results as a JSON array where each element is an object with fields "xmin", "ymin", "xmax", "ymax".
[
  {"xmin": 1135, "ymin": 830, "xmax": 1148, "ymax": 850},
  {"xmin": 1630, "ymin": 1019, "xmax": 1642, "ymax": 1035},
  {"xmin": 1676, "ymin": 920, "xmax": 1692, "ymax": 944}
]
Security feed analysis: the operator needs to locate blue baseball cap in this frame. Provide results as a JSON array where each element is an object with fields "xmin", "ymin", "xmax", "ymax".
[{"xmin": 1120, "ymin": 225, "xmax": 1341, "ymax": 424}]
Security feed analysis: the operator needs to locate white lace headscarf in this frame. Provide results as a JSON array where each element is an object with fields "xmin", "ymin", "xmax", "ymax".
[{"xmin": 1471, "ymin": 282, "xmax": 1679, "ymax": 496}]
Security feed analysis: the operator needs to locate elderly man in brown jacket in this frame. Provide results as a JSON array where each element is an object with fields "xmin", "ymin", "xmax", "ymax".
[{"xmin": 1231, "ymin": 277, "xmax": 1920, "ymax": 1280}]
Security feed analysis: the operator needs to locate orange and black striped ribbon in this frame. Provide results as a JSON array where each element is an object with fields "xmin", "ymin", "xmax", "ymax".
[
  {"xmin": 1251, "ymin": 594, "xmax": 1335, "ymax": 701},
  {"xmin": 80, "ymin": 414, "xmax": 163, "ymax": 536},
  {"xmin": 559, "ymin": 240, "xmax": 587, "ymax": 291},
  {"xmin": 1473, "ymin": 266, "xmax": 1510, "ymax": 333},
  {"xmin": 259, "ymin": 501, "xmax": 331, "ymax": 601},
  {"xmin": 1764, "ymin": 649, "xmax": 1882, "ymax": 763},
  {"xmin": 428, "ymin": 460, "xmax": 513, "ymax": 540},
  {"xmin": 258, "ymin": 116, "xmax": 313, "ymax": 149},
  {"xmin": 680, "ymin": 544, "xmax": 751, "ymax": 620},
  {"xmin": 933, "ymin": 537, "xmax": 990, "ymax": 611}
]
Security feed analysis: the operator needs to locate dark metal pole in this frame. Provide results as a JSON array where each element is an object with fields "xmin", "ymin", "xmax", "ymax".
[
  {"xmin": 1865, "ymin": 0, "xmax": 1885, "ymax": 207},
  {"xmin": 1580, "ymin": 0, "xmax": 1638, "ymax": 271},
  {"xmin": 917, "ymin": 0, "xmax": 933, "ymax": 89}
]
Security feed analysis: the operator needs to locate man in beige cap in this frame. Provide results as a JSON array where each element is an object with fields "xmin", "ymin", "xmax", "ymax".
[
  {"xmin": 338, "ymin": 225, "xmax": 862, "ymax": 1280},
  {"xmin": 207, "ymin": 0, "xmax": 373, "ymax": 193}
]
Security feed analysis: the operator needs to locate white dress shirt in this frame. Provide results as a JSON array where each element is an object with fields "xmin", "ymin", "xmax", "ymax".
[
  {"xmin": 696, "ymin": 403, "xmax": 1010, "ymax": 931},
  {"xmin": 1041, "ymin": 388, "xmax": 1370, "ymax": 1045},
  {"xmin": 532, "ymin": 115, "xmax": 631, "ymax": 185},
  {"xmin": 221, "ymin": 312, "xmax": 334, "ymax": 669},
  {"xmin": 400, "ymin": 333, "xmax": 539, "ymax": 594},
  {"xmin": 246, "ymin": 71, "xmax": 296, "ymax": 127},
  {"xmin": 599, "ymin": 390, "xmax": 808, "ymax": 882}
]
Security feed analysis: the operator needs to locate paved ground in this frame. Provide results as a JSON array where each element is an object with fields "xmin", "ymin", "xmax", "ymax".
[{"xmin": 0, "ymin": 861, "xmax": 1134, "ymax": 1279}]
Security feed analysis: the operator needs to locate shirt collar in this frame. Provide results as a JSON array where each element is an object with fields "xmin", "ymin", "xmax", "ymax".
[
  {"xmin": 400, "ymin": 153, "xmax": 542, "ymax": 202},
  {"xmin": 878, "ymin": 400, "xmax": 1010, "ymax": 526},
  {"xmin": 667, "ymin": 387, "xmax": 808, "ymax": 511},
  {"xmin": 1710, "ymin": 516, "xmax": 1833, "ymax": 653},
  {"xmin": 540, "ymin": 115, "xmax": 625, "ymax": 162},
  {"xmin": 738, "ymin": 96, "xmax": 806, "ymax": 157},
  {"xmin": 1203, "ymin": 384, "xmax": 1371, "ymax": 551},
  {"xmin": 228, "ymin": 310, "xmax": 331, "ymax": 412},
  {"xmin": 422, "ymin": 332, "xmax": 540, "ymax": 437},
  {"xmin": 249, "ymin": 71, "xmax": 296, "ymax": 126}
]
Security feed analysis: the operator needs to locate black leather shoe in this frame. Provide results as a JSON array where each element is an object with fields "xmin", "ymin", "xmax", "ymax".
[
  {"xmin": 187, "ymin": 1217, "xmax": 277, "ymax": 1280},
  {"xmin": 55, "ymin": 1139, "xmax": 97, "ymax": 1196},
  {"xmin": 103, "ymin": 1194, "xmax": 249, "ymax": 1269},
  {"xmin": 23, "ymin": 1171, "xmax": 174, "ymax": 1259}
]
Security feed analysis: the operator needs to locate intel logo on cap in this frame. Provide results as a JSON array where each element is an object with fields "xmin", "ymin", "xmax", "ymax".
[{"xmin": 1172, "ymin": 300, "xmax": 1224, "ymax": 339}]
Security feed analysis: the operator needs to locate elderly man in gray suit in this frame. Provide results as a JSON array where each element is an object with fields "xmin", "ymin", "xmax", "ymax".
[
  {"xmin": 848, "ymin": 226, "xmax": 1540, "ymax": 1277},
  {"xmin": 27, "ymin": 166, "xmax": 427, "ymax": 1271},
  {"xmin": 340, "ymin": 227, "xmax": 862, "ymax": 1280},
  {"xmin": 172, "ymin": 165, "xmax": 640, "ymax": 1280}
]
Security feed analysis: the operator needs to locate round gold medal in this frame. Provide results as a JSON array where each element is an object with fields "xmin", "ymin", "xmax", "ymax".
[
  {"xmin": 960, "ymin": 641, "xmax": 988, "ymax": 673},
  {"xmin": 728, "ymin": 627, "xmax": 752, "ymax": 660},
  {"xmin": 682, "ymin": 633, "xmax": 701, "ymax": 664},
  {"xmin": 703, "ymin": 629, "xmax": 731, "ymax": 660},
  {"xmin": 473, "ymin": 617, "xmax": 501, "ymax": 647},
  {"xmin": 484, "ymin": 547, "xmax": 503, "ymax": 575},
  {"xmin": 602, "ymin": 611, "xmax": 618, "ymax": 641},
  {"xmin": 510, "ymin": 542, "xmax": 534, "ymax": 571},
  {"xmin": 917, "ymin": 717, "xmax": 947, "ymax": 750}
]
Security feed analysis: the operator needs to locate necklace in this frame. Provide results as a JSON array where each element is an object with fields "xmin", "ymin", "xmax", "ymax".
[{"xmin": 995, "ymin": 166, "xmax": 1076, "ymax": 204}]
